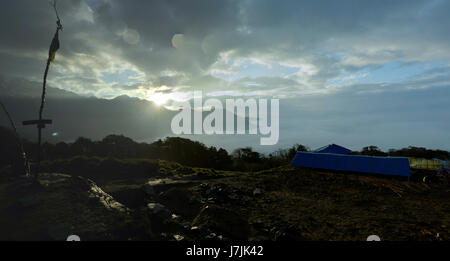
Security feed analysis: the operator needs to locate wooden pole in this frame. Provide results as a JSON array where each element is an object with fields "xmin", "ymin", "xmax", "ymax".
[{"xmin": 22, "ymin": 1, "xmax": 62, "ymax": 180}]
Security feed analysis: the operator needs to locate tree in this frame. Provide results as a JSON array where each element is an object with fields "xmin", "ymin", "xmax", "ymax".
[{"xmin": 360, "ymin": 146, "xmax": 387, "ymax": 156}]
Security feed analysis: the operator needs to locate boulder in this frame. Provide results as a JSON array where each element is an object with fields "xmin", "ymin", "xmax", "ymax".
[
  {"xmin": 147, "ymin": 202, "xmax": 171, "ymax": 218},
  {"xmin": 171, "ymin": 213, "xmax": 184, "ymax": 222},
  {"xmin": 173, "ymin": 234, "xmax": 184, "ymax": 241}
]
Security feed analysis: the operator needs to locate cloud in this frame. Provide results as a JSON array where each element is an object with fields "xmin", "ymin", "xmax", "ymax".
[{"xmin": 1, "ymin": 0, "xmax": 450, "ymax": 151}]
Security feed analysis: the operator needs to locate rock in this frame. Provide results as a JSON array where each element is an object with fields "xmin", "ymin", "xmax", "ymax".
[
  {"xmin": 88, "ymin": 181, "xmax": 128, "ymax": 212},
  {"xmin": 147, "ymin": 202, "xmax": 171, "ymax": 218},
  {"xmin": 171, "ymin": 213, "xmax": 184, "ymax": 222},
  {"xmin": 190, "ymin": 226, "xmax": 211, "ymax": 236},
  {"xmin": 181, "ymin": 221, "xmax": 191, "ymax": 230},
  {"xmin": 173, "ymin": 234, "xmax": 184, "ymax": 241},
  {"xmin": 147, "ymin": 202, "xmax": 171, "ymax": 217},
  {"xmin": 147, "ymin": 202, "xmax": 165, "ymax": 212},
  {"xmin": 206, "ymin": 232, "xmax": 217, "ymax": 239},
  {"xmin": 199, "ymin": 183, "xmax": 242, "ymax": 204}
]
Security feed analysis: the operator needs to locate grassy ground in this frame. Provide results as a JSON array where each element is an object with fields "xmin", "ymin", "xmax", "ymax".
[
  {"xmin": 98, "ymin": 162, "xmax": 450, "ymax": 241},
  {"xmin": 209, "ymin": 166, "xmax": 450, "ymax": 240},
  {"xmin": 1, "ymin": 157, "xmax": 449, "ymax": 241}
]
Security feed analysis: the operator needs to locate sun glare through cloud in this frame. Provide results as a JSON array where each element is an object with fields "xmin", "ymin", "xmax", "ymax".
[{"xmin": 148, "ymin": 92, "xmax": 170, "ymax": 106}]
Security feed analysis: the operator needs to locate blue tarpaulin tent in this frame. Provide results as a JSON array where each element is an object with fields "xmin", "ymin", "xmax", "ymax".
[
  {"xmin": 291, "ymin": 151, "xmax": 411, "ymax": 178},
  {"xmin": 314, "ymin": 144, "xmax": 352, "ymax": 155}
]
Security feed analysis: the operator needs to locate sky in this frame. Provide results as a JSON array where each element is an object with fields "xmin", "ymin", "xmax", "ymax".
[{"xmin": 0, "ymin": 0, "xmax": 450, "ymax": 153}]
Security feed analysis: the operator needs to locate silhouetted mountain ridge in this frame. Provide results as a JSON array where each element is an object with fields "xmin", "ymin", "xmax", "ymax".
[{"xmin": 0, "ymin": 78, "xmax": 176, "ymax": 143}]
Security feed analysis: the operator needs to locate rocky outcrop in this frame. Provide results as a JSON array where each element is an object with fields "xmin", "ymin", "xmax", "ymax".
[{"xmin": 0, "ymin": 173, "xmax": 141, "ymax": 241}]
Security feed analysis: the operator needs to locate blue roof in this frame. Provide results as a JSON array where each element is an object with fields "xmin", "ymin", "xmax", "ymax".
[
  {"xmin": 314, "ymin": 144, "xmax": 352, "ymax": 155},
  {"xmin": 291, "ymin": 152, "xmax": 411, "ymax": 177}
]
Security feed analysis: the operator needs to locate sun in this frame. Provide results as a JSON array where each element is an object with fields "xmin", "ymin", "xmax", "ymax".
[{"xmin": 149, "ymin": 93, "xmax": 170, "ymax": 106}]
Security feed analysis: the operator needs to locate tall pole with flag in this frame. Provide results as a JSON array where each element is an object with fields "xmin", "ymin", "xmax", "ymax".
[{"xmin": 23, "ymin": 0, "xmax": 63, "ymax": 179}]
